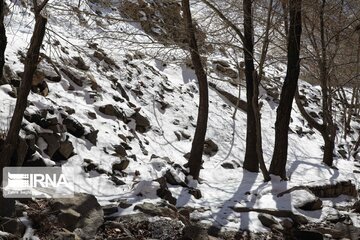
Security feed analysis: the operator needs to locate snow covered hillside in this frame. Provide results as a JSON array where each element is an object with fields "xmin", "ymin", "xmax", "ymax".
[{"xmin": 1, "ymin": 0, "xmax": 360, "ymax": 239}]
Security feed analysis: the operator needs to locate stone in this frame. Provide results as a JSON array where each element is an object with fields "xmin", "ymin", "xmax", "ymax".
[
  {"xmin": 73, "ymin": 56, "xmax": 90, "ymax": 71},
  {"xmin": 131, "ymin": 112, "xmax": 151, "ymax": 133},
  {"xmin": 85, "ymin": 129, "xmax": 98, "ymax": 146},
  {"xmin": 134, "ymin": 202, "xmax": 177, "ymax": 219},
  {"xmin": 0, "ymin": 217, "xmax": 26, "ymax": 237},
  {"xmin": 58, "ymin": 208, "xmax": 81, "ymax": 231},
  {"xmin": 113, "ymin": 145, "xmax": 127, "ymax": 157},
  {"xmin": 87, "ymin": 111, "xmax": 97, "ymax": 119},
  {"xmin": 99, "ymin": 104, "xmax": 127, "ymax": 122},
  {"xmin": 189, "ymin": 188, "xmax": 202, "ymax": 199},
  {"xmin": 49, "ymin": 193, "xmax": 104, "ymax": 239},
  {"xmin": 102, "ymin": 205, "xmax": 119, "ymax": 215},
  {"xmin": 24, "ymin": 154, "xmax": 47, "ymax": 167},
  {"xmin": 63, "ymin": 117, "xmax": 85, "ymax": 138},
  {"xmin": 258, "ymin": 213, "xmax": 279, "ymax": 229},
  {"xmin": 183, "ymin": 225, "xmax": 210, "ymax": 240},
  {"xmin": 221, "ymin": 162, "xmax": 235, "ymax": 169},
  {"xmin": 293, "ymin": 230, "xmax": 324, "ymax": 240},
  {"xmin": 61, "ymin": 67, "xmax": 85, "ymax": 87},
  {"xmin": 299, "ymin": 197, "xmax": 323, "ymax": 211},
  {"xmin": 55, "ymin": 140, "xmax": 74, "ymax": 160},
  {"xmin": 352, "ymin": 200, "xmax": 360, "ymax": 213},
  {"xmin": 40, "ymin": 133, "xmax": 61, "ymax": 158},
  {"xmin": 112, "ymin": 159, "xmax": 130, "ymax": 172},
  {"xmin": 110, "ymin": 176, "xmax": 126, "ymax": 186},
  {"xmin": 203, "ymin": 139, "xmax": 219, "ymax": 156}
]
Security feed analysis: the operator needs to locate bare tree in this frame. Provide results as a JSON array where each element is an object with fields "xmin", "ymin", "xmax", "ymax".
[
  {"xmin": 270, "ymin": 0, "xmax": 302, "ymax": 179},
  {"xmin": 0, "ymin": 0, "xmax": 6, "ymax": 84},
  {"xmin": 0, "ymin": 0, "xmax": 48, "ymax": 172},
  {"xmin": 182, "ymin": 0, "xmax": 209, "ymax": 180}
]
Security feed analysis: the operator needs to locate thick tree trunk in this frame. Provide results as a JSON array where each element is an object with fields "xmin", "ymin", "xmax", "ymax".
[
  {"xmin": 243, "ymin": 0, "xmax": 259, "ymax": 172},
  {"xmin": 270, "ymin": 0, "xmax": 302, "ymax": 179},
  {"xmin": 182, "ymin": 0, "xmax": 209, "ymax": 180},
  {"xmin": 0, "ymin": 0, "xmax": 6, "ymax": 84}
]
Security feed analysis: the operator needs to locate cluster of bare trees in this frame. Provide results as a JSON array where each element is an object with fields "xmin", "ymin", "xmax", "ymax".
[
  {"xmin": 184, "ymin": 0, "xmax": 360, "ymax": 181},
  {"xmin": 0, "ymin": 0, "xmax": 359, "ymax": 203}
]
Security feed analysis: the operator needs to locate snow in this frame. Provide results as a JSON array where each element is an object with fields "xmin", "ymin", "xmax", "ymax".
[{"xmin": 1, "ymin": 0, "xmax": 359, "ymax": 235}]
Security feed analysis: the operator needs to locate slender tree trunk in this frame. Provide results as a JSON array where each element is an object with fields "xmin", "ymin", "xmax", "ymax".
[
  {"xmin": 182, "ymin": 0, "xmax": 209, "ymax": 180},
  {"xmin": 0, "ymin": 0, "xmax": 6, "ymax": 84},
  {"xmin": 252, "ymin": 71, "xmax": 271, "ymax": 181},
  {"xmin": 270, "ymin": 0, "xmax": 302, "ymax": 179},
  {"xmin": 243, "ymin": 0, "xmax": 259, "ymax": 172}
]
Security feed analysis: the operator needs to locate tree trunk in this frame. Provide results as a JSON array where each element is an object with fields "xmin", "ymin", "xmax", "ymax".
[
  {"xmin": 0, "ymin": 0, "xmax": 6, "ymax": 84},
  {"xmin": 243, "ymin": 0, "xmax": 259, "ymax": 172},
  {"xmin": 270, "ymin": 0, "xmax": 302, "ymax": 179},
  {"xmin": 182, "ymin": 0, "xmax": 209, "ymax": 180},
  {"xmin": 252, "ymin": 71, "xmax": 271, "ymax": 181},
  {"xmin": 0, "ymin": 15, "xmax": 47, "ymax": 172},
  {"xmin": 323, "ymin": 133, "xmax": 335, "ymax": 166}
]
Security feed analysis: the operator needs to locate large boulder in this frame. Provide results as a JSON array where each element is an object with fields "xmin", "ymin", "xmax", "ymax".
[{"xmin": 49, "ymin": 193, "xmax": 104, "ymax": 239}]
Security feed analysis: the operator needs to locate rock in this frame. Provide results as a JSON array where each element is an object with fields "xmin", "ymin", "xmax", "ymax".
[
  {"xmin": 0, "ymin": 217, "xmax": 26, "ymax": 237},
  {"xmin": 183, "ymin": 225, "xmax": 210, "ymax": 240},
  {"xmin": 85, "ymin": 129, "xmax": 98, "ymax": 146},
  {"xmin": 24, "ymin": 154, "xmax": 47, "ymax": 167},
  {"xmin": 73, "ymin": 56, "xmax": 90, "ymax": 71},
  {"xmin": 99, "ymin": 104, "xmax": 127, "ymax": 122},
  {"xmin": 53, "ymin": 140, "xmax": 74, "ymax": 161},
  {"xmin": 102, "ymin": 205, "xmax": 118, "ymax": 215},
  {"xmin": 221, "ymin": 162, "xmax": 235, "ymax": 169},
  {"xmin": 258, "ymin": 213, "xmax": 279, "ymax": 229},
  {"xmin": 157, "ymin": 187, "xmax": 177, "ymax": 205},
  {"xmin": 58, "ymin": 208, "xmax": 81, "ymax": 230},
  {"xmin": 49, "ymin": 193, "xmax": 104, "ymax": 239},
  {"xmin": 281, "ymin": 218, "xmax": 293, "ymax": 229},
  {"xmin": 61, "ymin": 67, "xmax": 85, "ymax": 87},
  {"xmin": 110, "ymin": 175, "xmax": 126, "ymax": 186},
  {"xmin": 131, "ymin": 112, "xmax": 151, "ymax": 133},
  {"xmin": 116, "ymin": 83, "xmax": 129, "ymax": 101},
  {"xmin": 63, "ymin": 117, "xmax": 85, "ymax": 138},
  {"xmin": 119, "ymin": 200, "xmax": 132, "ymax": 209},
  {"xmin": 334, "ymin": 222, "xmax": 360, "ymax": 239},
  {"xmin": 54, "ymin": 230, "xmax": 81, "ymax": 240},
  {"xmin": 112, "ymin": 159, "xmax": 130, "ymax": 172},
  {"xmin": 338, "ymin": 149, "xmax": 347, "ymax": 159},
  {"xmin": 299, "ymin": 197, "xmax": 323, "ymax": 211},
  {"xmin": 113, "ymin": 145, "xmax": 127, "ymax": 157},
  {"xmin": 215, "ymin": 64, "xmax": 238, "ymax": 79},
  {"xmin": 203, "ymin": 139, "xmax": 219, "ymax": 156},
  {"xmin": 353, "ymin": 200, "xmax": 360, "ymax": 213},
  {"xmin": 189, "ymin": 188, "xmax": 202, "ymax": 199},
  {"xmin": 40, "ymin": 133, "xmax": 61, "ymax": 158},
  {"xmin": 293, "ymin": 230, "xmax": 324, "ymax": 240},
  {"xmin": 134, "ymin": 202, "xmax": 177, "ymax": 219},
  {"xmin": 87, "ymin": 111, "xmax": 97, "ymax": 119}
]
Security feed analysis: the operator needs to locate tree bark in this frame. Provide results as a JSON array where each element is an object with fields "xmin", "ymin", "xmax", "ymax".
[
  {"xmin": 0, "ymin": 0, "xmax": 6, "ymax": 84},
  {"xmin": 243, "ymin": 0, "xmax": 259, "ymax": 172},
  {"xmin": 182, "ymin": 0, "xmax": 209, "ymax": 180},
  {"xmin": 0, "ymin": 15, "xmax": 47, "ymax": 171},
  {"xmin": 270, "ymin": 0, "xmax": 302, "ymax": 179}
]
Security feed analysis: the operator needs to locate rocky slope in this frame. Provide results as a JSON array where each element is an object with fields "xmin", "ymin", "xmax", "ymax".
[{"xmin": 0, "ymin": 0, "xmax": 360, "ymax": 239}]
